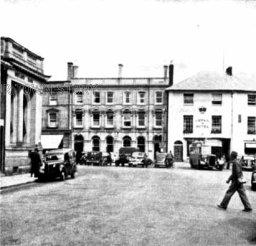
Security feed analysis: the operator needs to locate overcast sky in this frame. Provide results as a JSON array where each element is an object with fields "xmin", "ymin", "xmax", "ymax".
[{"xmin": 1, "ymin": 0, "xmax": 256, "ymax": 82}]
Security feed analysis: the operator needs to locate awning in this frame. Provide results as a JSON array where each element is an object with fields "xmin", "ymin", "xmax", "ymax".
[
  {"xmin": 246, "ymin": 143, "xmax": 256, "ymax": 148},
  {"xmin": 41, "ymin": 135, "xmax": 63, "ymax": 149}
]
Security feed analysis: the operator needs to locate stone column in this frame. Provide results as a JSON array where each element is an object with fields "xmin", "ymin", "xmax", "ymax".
[
  {"xmin": 5, "ymin": 78, "xmax": 12, "ymax": 146},
  {"xmin": 17, "ymin": 86, "xmax": 24, "ymax": 143},
  {"xmin": 11, "ymin": 87, "xmax": 18, "ymax": 144}
]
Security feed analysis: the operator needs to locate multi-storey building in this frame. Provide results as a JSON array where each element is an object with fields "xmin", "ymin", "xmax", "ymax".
[
  {"xmin": 167, "ymin": 67, "xmax": 256, "ymax": 161},
  {"xmin": 41, "ymin": 63, "xmax": 173, "ymax": 160},
  {"xmin": 0, "ymin": 37, "xmax": 50, "ymax": 174}
]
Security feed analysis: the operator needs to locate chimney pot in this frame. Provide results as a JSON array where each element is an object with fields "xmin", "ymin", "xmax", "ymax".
[
  {"xmin": 118, "ymin": 64, "xmax": 123, "ymax": 78},
  {"xmin": 163, "ymin": 65, "xmax": 168, "ymax": 80},
  {"xmin": 67, "ymin": 62, "xmax": 73, "ymax": 80},
  {"xmin": 168, "ymin": 63, "xmax": 174, "ymax": 86},
  {"xmin": 73, "ymin": 65, "xmax": 78, "ymax": 78},
  {"xmin": 226, "ymin": 66, "xmax": 232, "ymax": 76}
]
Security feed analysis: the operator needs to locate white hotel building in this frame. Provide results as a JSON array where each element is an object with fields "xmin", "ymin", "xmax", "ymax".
[{"xmin": 167, "ymin": 68, "xmax": 256, "ymax": 161}]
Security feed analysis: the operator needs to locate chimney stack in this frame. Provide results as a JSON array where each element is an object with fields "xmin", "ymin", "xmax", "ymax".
[
  {"xmin": 67, "ymin": 62, "xmax": 73, "ymax": 80},
  {"xmin": 163, "ymin": 65, "xmax": 168, "ymax": 80},
  {"xmin": 73, "ymin": 65, "xmax": 79, "ymax": 78},
  {"xmin": 168, "ymin": 62, "xmax": 174, "ymax": 86},
  {"xmin": 226, "ymin": 66, "xmax": 232, "ymax": 76},
  {"xmin": 118, "ymin": 64, "xmax": 123, "ymax": 78}
]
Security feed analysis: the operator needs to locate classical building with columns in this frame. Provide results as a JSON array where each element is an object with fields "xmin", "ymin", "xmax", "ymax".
[
  {"xmin": 41, "ymin": 63, "xmax": 173, "ymax": 160},
  {"xmin": 0, "ymin": 37, "xmax": 50, "ymax": 174}
]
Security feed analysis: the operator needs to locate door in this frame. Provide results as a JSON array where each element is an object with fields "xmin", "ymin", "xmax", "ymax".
[{"xmin": 174, "ymin": 141, "xmax": 183, "ymax": 162}]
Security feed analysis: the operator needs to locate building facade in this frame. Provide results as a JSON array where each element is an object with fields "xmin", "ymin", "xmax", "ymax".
[
  {"xmin": 0, "ymin": 37, "xmax": 50, "ymax": 174},
  {"xmin": 167, "ymin": 68, "xmax": 256, "ymax": 161},
  {"xmin": 41, "ymin": 63, "xmax": 173, "ymax": 160}
]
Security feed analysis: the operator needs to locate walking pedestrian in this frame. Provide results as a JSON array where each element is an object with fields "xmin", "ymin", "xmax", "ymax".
[
  {"xmin": 165, "ymin": 151, "xmax": 174, "ymax": 168},
  {"xmin": 217, "ymin": 151, "xmax": 252, "ymax": 212},
  {"xmin": 30, "ymin": 148, "xmax": 41, "ymax": 178}
]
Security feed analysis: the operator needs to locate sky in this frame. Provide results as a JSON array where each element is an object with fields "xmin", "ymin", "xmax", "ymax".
[{"xmin": 1, "ymin": 0, "xmax": 256, "ymax": 83}]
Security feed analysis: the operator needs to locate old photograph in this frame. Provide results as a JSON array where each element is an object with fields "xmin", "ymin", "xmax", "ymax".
[{"xmin": 0, "ymin": 0, "xmax": 256, "ymax": 245}]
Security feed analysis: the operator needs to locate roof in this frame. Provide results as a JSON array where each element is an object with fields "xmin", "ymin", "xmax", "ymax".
[{"xmin": 166, "ymin": 71, "xmax": 256, "ymax": 92}]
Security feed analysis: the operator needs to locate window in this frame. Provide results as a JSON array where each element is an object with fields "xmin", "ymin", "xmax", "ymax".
[
  {"xmin": 184, "ymin": 93, "xmax": 194, "ymax": 105},
  {"xmin": 248, "ymin": 94, "xmax": 256, "ymax": 105},
  {"xmin": 137, "ymin": 112, "xmax": 145, "ymax": 127},
  {"xmin": 212, "ymin": 93, "xmax": 222, "ymax": 105},
  {"xmin": 137, "ymin": 91, "xmax": 146, "ymax": 104},
  {"xmin": 75, "ymin": 112, "xmax": 83, "ymax": 127},
  {"xmin": 49, "ymin": 92, "xmax": 57, "ymax": 105},
  {"xmin": 248, "ymin": 117, "xmax": 256, "ymax": 134},
  {"xmin": 155, "ymin": 110, "xmax": 162, "ymax": 127},
  {"xmin": 123, "ymin": 110, "xmax": 132, "ymax": 128},
  {"xmin": 75, "ymin": 91, "xmax": 83, "ymax": 104},
  {"xmin": 106, "ymin": 111, "xmax": 114, "ymax": 127},
  {"xmin": 155, "ymin": 91, "xmax": 163, "ymax": 104},
  {"xmin": 137, "ymin": 136, "xmax": 145, "ymax": 152},
  {"xmin": 92, "ymin": 136, "xmax": 100, "ymax": 151},
  {"xmin": 93, "ymin": 91, "xmax": 100, "ymax": 104},
  {"xmin": 92, "ymin": 112, "xmax": 100, "ymax": 127},
  {"xmin": 183, "ymin": 115, "xmax": 193, "ymax": 133},
  {"xmin": 107, "ymin": 92, "xmax": 114, "ymax": 104},
  {"xmin": 211, "ymin": 116, "xmax": 222, "ymax": 134},
  {"xmin": 124, "ymin": 92, "xmax": 131, "ymax": 104},
  {"xmin": 48, "ymin": 112, "xmax": 57, "ymax": 128},
  {"xmin": 106, "ymin": 136, "xmax": 114, "ymax": 153},
  {"xmin": 123, "ymin": 136, "xmax": 131, "ymax": 147}
]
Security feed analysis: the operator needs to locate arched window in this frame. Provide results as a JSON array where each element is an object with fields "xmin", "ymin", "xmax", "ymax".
[
  {"xmin": 137, "ymin": 136, "xmax": 145, "ymax": 152},
  {"xmin": 123, "ymin": 136, "xmax": 131, "ymax": 147},
  {"xmin": 92, "ymin": 136, "xmax": 100, "ymax": 151},
  {"xmin": 106, "ymin": 136, "xmax": 114, "ymax": 152}
]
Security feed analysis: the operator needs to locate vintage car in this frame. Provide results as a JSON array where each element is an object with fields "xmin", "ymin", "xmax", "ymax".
[
  {"xmin": 155, "ymin": 152, "xmax": 169, "ymax": 168},
  {"xmin": 189, "ymin": 142, "xmax": 224, "ymax": 170},
  {"xmin": 86, "ymin": 151, "xmax": 103, "ymax": 166},
  {"xmin": 115, "ymin": 147, "xmax": 139, "ymax": 166},
  {"xmin": 39, "ymin": 149, "xmax": 77, "ymax": 181},
  {"xmin": 251, "ymin": 167, "xmax": 256, "ymax": 191},
  {"xmin": 129, "ymin": 152, "xmax": 150, "ymax": 168},
  {"xmin": 241, "ymin": 155, "xmax": 255, "ymax": 171}
]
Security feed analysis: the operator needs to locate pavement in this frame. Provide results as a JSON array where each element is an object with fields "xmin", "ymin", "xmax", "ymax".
[{"xmin": 0, "ymin": 173, "xmax": 36, "ymax": 191}]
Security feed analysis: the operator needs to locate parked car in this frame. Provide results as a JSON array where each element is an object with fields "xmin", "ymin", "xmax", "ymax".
[
  {"xmin": 241, "ymin": 155, "xmax": 255, "ymax": 171},
  {"xmin": 39, "ymin": 149, "xmax": 77, "ymax": 181},
  {"xmin": 80, "ymin": 152, "xmax": 87, "ymax": 165},
  {"xmin": 86, "ymin": 151, "xmax": 103, "ymax": 166},
  {"xmin": 102, "ymin": 152, "xmax": 112, "ymax": 166},
  {"xmin": 129, "ymin": 152, "xmax": 146, "ymax": 167},
  {"xmin": 115, "ymin": 147, "xmax": 139, "ymax": 166},
  {"xmin": 251, "ymin": 167, "xmax": 256, "ymax": 191},
  {"xmin": 189, "ymin": 141, "xmax": 224, "ymax": 170},
  {"xmin": 155, "ymin": 152, "xmax": 169, "ymax": 168}
]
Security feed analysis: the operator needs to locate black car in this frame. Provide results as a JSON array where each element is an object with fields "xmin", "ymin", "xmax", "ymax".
[{"xmin": 39, "ymin": 149, "xmax": 77, "ymax": 181}]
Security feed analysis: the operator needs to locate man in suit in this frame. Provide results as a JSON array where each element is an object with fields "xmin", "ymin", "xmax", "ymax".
[
  {"xmin": 218, "ymin": 151, "xmax": 252, "ymax": 212},
  {"xmin": 30, "ymin": 148, "xmax": 41, "ymax": 178}
]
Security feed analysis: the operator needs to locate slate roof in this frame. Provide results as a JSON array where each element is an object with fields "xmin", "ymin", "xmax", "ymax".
[{"xmin": 166, "ymin": 71, "xmax": 256, "ymax": 92}]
